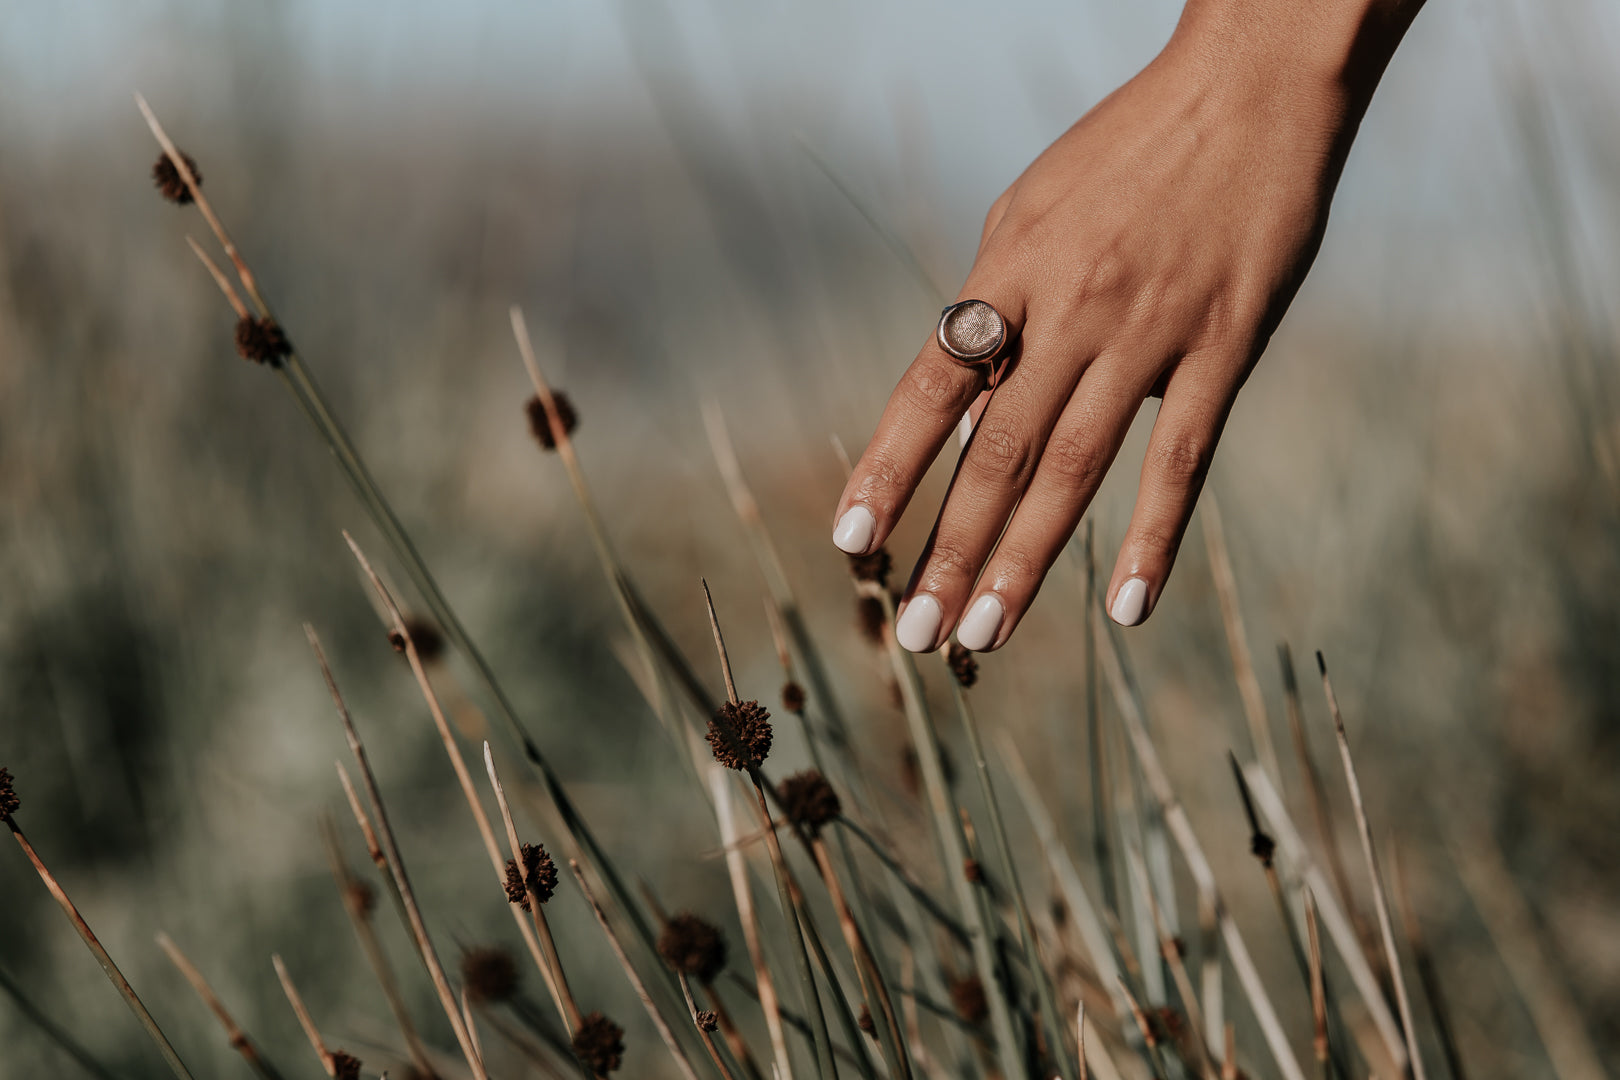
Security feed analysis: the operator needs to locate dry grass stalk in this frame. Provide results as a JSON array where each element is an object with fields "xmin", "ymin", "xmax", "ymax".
[
  {"xmin": 1077, "ymin": 1001, "xmax": 1089, "ymax": 1080},
  {"xmin": 1317, "ymin": 653, "xmax": 1428, "ymax": 1080},
  {"xmin": 1304, "ymin": 888, "xmax": 1330, "ymax": 1080},
  {"xmin": 1117, "ymin": 977, "xmax": 1169, "ymax": 1080},
  {"xmin": 318, "ymin": 815, "xmax": 435, "ymax": 1077},
  {"xmin": 1080, "ymin": 520, "xmax": 1119, "ymax": 922},
  {"xmin": 272, "ymin": 955, "xmax": 364, "ymax": 1079},
  {"xmin": 1200, "ymin": 494, "xmax": 1283, "ymax": 787},
  {"xmin": 872, "ymin": 585, "xmax": 1027, "ymax": 1080},
  {"xmin": 568, "ymin": 859, "xmax": 703, "ymax": 1080},
  {"xmin": 712, "ymin": 768, "xmax": 795, "ymax": 1080},
  {"xmin": 1095, "ymin": 611, "xmax": 1305, "ymax": 1080},
  {"xmin": 1125, "ymin": 848, "xmax": 1216, "ymax": 1080},
  {"xmin": 1390, "ymin": 842, "xmax": 1469, "ymax": 1080},
  {"xmin": 304, "ymin": 624, "xmax": 488, "ymax": 1080},
  {"xmin": 701, "ymin": 581, "xmax": 842, "ymax": 1078},
  {"xmin": 1, "ymin": 798, "xmax": 195, "ymax": 1080},
  {"xmin": 157, "ymin": 932, "xmax": 286, "ymax": 1080},
  {"xmin": 460, "ymin": 987, "xmax": 486, "ymax": 1072},
  {"xmin": 1442, "ymin": 819, "xmax": 1605, "ymax": 1080},
  {"xmin": 481, "ymin": 742, "xmax": 581, "ymax": 1034},
  {"xmin": 1277, "ymin": 644, "xmax": 1368, "ymax": 952},
  {"xmin": 679, "ymin": 970, "xmax": 741, "ymax": 1080},
  {"xmin": 1237, "ymin": 760, "xmax": 1408, "ymax": 1070}
]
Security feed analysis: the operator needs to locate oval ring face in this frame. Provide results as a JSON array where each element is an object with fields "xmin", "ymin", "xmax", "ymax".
[{"xmin": 937, "ymin": 300, "xmax": 1007, "ymax": 365}]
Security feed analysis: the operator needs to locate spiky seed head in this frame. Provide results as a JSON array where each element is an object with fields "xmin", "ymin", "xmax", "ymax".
[
  {"xmin": 857, "ymin": 1004, "xmax": 876, "ymax": 1037},
  {"xmin": 780, "ymin": 681, "xmax": 806, "ymax": 714},
  {"xmin": 963, "ymin": 858, "xmax": 984, "ymax": 883},
  {"xmin": 658, "ymin": 913, "xmax": 727, "ymax": 983},
  {"xmin": 152, "ymin": 151, "xmax": 201, "ymax": 204},
  {"xmin": 856, "ymin": 595, "xmax": 886, "ymax": 644},
  {"xmin": 696, "ymin": 1010, "xmax": 718, "ymax": 1033},
  {"xmin": 525, "ymin": 392, "xmax": 578, "ymax": 450},
  {"xmin": 572, "ymin": 1012, "xmax": 625, "ymax": 1073},
  {"xmin": 1251, "ymin": 831, "xmax": 1276, "ymax": 866},
  {"xmin": 330, "ymin": 1051, "xmax": 362, "ymax": 1080},
  {"xmin": 706, "ymin": 700, "xmax": 772, "ymax": 771},
  {"xmin": 0, "ymin": 767, "xmax": 17, "ymax": 817},
  {"xmin": 777, "ymin": 770, "xmax": 841, "ymax": 837},
  {"xmin": 848, "ymin": 548, "xmax": 892, "ymax": 586},
  {"xmin": 504, "ymin": 842, "xmax": 557, "ymax": 910},
  {"xmin": 950, "ymin": 975, "xmax": 988, "ymax": 1025},
  {"xmin": 234, "ymin": 316, "xmax": 291, "ymax": 366},
  {"xmin": 946, "ymin": 642, "xmax": 979, "ymax": 687},
  {"xmin": 461, "ymin": 946, "xmax": 520, "ymax": 1004}
]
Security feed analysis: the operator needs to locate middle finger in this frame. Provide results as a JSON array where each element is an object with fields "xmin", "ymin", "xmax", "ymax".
[{"xmin": 894, "ymin": 321, "xmax": 1088, "ymax": 652}]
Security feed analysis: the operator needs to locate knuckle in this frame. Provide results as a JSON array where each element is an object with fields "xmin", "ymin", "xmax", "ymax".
[
  {"xmin": 990, "ymin": 545, "xmax": 1043, "ymax": 589},
  {"xmin": 1130, "ymin": 521, "xmax": 1184, "ymax": 560},
  {"xmin": 923, "ymin": 537, "xmax": 979, "ymax": 581},
  {"xmin": 964, "ymin": 422, "xmax": 1037, "ymax": 487},
  {"xmin": 900, "ymin": 363, "xmax": 975, "ymax": 417},
  {"xmin": 1041, "ymin": 430, "xmax": 1108, "ymax": 492},
  {"xmin": 1150, "ymin": 431, "xmax": 1213, "ymax": 491}
]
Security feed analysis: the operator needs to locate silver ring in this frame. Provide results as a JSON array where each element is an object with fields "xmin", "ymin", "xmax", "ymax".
[{"xmin": 936, "ymin": 300, "xmax": 1008, "ymax": 366}]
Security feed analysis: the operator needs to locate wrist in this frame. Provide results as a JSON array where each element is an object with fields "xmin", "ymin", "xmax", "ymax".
[{"xmin": 1165, "ymin": 0, "xmax": 1423, "ymax": 129}]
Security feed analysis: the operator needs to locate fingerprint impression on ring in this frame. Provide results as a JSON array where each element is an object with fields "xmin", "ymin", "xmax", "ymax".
[{"xmin": 940, "ymin": 300, "xmax": 1004, "ymax": 362}]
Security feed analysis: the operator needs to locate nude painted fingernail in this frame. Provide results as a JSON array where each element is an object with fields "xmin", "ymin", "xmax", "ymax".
[
  {"xmin": 956, "ymin": 593, "xmax": 1004, "ymax": 652},
  {"xmin": 895, "ymin": 593, "xmax": 943, "ymax": 653},
  {"xmin": 832, "ymin": 505, "xmax": 876, "ymax": 554},
  {"xmin": 1110, "ymin": 578, "xmax": 1149, "ymax": 627}
]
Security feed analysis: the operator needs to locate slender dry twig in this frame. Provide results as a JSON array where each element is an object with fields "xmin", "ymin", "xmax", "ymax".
[
  {"xmin": 304, "ymin": 625, "xmax": 488, "ymax": 1080},
  {"xmin": 158, "ymin": 933, "xmax": 286, "ymax": 1080},
  {"xmin": 569, "ymin": 859, "xmax": 703, "ymax": 1080},
  {"xmin": 1201, "ymin": 494, "xmax": 1282, "ymax": 787},
  {"xmin": 1125, "ymin": 848, "xmax": 1216, "ymax": 1080},
  {"xmin": 318, "ymin": 815, "xmax": 435, "ymax": 1077},
  {"xmin": 1317, "ymin": 652, "xmax": 1427, "ymax": 1080},
  {"xmin": 679, "ymin": 970, "xmax": 740, "ymax": 1080},
  {"xmin": 2, "ymin": 804, "xmax": 195, "ymax": 1080}
]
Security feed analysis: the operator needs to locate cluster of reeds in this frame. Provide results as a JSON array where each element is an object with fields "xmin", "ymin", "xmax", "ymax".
[{"xmin": 2, "ymin": 100, "xmax": 1610, "ymax": 1080}]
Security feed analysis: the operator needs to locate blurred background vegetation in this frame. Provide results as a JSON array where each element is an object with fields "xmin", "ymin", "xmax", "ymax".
[{"xmin": 3, "ymin": 1, "xmax": 1619, "ymax": 1077}]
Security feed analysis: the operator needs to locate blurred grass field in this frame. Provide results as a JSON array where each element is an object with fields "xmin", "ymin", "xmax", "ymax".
[{"xmin": 3, "ymin": 2, "xmax": 1619, "ymax": 1078}]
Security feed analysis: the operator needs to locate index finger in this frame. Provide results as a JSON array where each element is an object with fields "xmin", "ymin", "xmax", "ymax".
[{"xmin": 834, "ymin": 282, "xmax": 1027, "ymax": 556}]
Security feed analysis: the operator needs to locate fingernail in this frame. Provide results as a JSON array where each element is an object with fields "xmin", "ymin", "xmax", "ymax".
[
  {"xmin": 895, "ymin": 593, "xmax": 943, "ymax": 653},
  {"xmin": 956, "ymin": 593, "xmax": 1004, "ymax": 652},
  {"xmin": 1110, "ymin": 577, "xmax": 1149, "ymax": 627},
  {"xmin": 833, "ymin": 505, "xmax": 876, "ymax": 554}
]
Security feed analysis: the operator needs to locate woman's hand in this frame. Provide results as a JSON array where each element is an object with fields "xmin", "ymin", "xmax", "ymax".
[{"xmin": 832, "ymin": 0, "xmax": 1422, "ymax": 652}]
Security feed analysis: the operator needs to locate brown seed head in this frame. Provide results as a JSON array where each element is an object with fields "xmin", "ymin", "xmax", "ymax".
[
  {"xmin": 504, "ymin": 842, "xmax": 557, "ymax": 910},
  {"xmin": 857, "ymin": 1004, "xmax": 876, "ymax": 1037},
  {"xmin": 695, "ymin": 1010, "xmax": 719, "ymax": 1033},
  {"xmin": 572, "ymin": 1012, "xmax": 625, "ymax": 1073},
  {"xmin": 963, "ymin": 858, "xmax": 984, "ymax": 884},
  {"xmin": 0, "ymin": 767, "xmax": 18, "ymax": 817},
  {"xmin": 152, "ymin": 151, "xmax": 201, "ymax": 204},
  {"xmin": 1250, "ymin": 831, "xmax": 1277, "ymax": 866},
  {"xmin": 525, "ymin": 392, "xmax": 578, "ymax": 450},
  {"xmin": 950, "ymin": 975, "xmax": 989, "ymax": 1025},
  {"xmin": 658, "ymin": 913, "xmax": 727, "ymax": 983},
  {"xmin": 856, "ymin": 595, "xmax": 886, "ymax": 644},
  {"xmin": 403, "ymin": 617, "xmax": 445, "ymax": 662},
  {"xmin": 461, "ymin": 946, "xmax": 521, "ymax": 1004},
  {"xmin": 946, "ymin": 642, "xmax": 979, "ymax": 687},
  {"xmin": 848, "ymin": 548, "xmax": 892, "ymax": 586},
  {"xmin": 780, "ymin": 681, "xmax": 806, "ymax": 714},
  {"xmin": 234, "ymin": 316, "xmax": 291, "ymax": 366},
  {"xmin": 329, "ymin": 1050, "xmax": 362, "ymax": 1080},
  {"xmin": 706, "ymin": 700, "xmax": 772, "ymax": 771},
  {"xmin": 777, "ymin": 770, "xmax": 841, "ymax": 837}
]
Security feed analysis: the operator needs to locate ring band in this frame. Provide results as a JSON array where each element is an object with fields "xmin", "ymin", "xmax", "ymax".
[{"xmin": 937, "ymin": 299, "xmax": 1008, "ymax": 365}]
